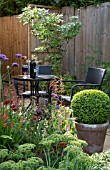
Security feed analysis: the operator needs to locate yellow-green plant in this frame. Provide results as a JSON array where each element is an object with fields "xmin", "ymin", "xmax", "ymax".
[
  {"xmin": 71, "ymin": 89, "xmax": 110, "ymax": 124},
  {"xmin": 0, "ymin": 143, "xmax": 44, "ymax": 169}
]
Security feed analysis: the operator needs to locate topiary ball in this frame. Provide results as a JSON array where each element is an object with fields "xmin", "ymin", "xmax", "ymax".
[{"xmin": 71, "ymin": 89, "xmax": 110, "ymax": 124}]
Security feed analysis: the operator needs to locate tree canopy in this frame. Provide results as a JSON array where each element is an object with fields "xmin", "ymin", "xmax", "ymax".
[{"xmin": 0, "ymin": 0, "xmax": 108, "ymax": 17}]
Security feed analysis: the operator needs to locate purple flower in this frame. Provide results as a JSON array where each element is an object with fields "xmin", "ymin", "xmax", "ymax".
[
  {"xmin": 0, "ymin": 54, "xmax": 8, "ymax": 60},
  {"xmin": 56, "ymin": 105, "xmax": 60, "ymax": 109},
  {"xmin": 45, "ymin": 98, "xmax": 48, "ymax": 103},
  {"xmin": 12, "ymin": 62, "xmax": 19, "ymax": 67},
  {"xmin": 52, "ymin": 93, "xmax": 59, "ymax": 99},
  {"xmin": 15, "ymin": 53, "xmax": 22, "ymax": 58}
]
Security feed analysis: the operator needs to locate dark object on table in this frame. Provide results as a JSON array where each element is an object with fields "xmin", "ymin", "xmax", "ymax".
[{"xmin": 30, "ymin": 60, "xmax": 36, "ymax": 78}]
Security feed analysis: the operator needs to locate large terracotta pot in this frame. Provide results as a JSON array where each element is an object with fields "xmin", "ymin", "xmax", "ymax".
[{"xmin": 75, "ymin": 121, "xmax": 109, "ymax": 155}]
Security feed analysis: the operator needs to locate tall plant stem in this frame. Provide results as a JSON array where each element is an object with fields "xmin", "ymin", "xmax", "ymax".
[
  {"xmin": 0, "ymin": 60, "xmax": 2, "ymax": 107},
  {"xmin": 7, "ymin": 67, "xmax": 12, "ymax": 114}
]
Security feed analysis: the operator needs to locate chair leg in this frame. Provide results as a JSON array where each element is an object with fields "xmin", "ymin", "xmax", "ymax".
[{"xmin": 23, "ymin": 97, "xmax": 25, "ymax": 107}]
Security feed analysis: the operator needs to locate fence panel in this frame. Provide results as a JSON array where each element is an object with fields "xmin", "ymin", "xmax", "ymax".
[
  {"xmin": 0, "ymin": 15, "xmax": 28, "ymax": 77},
  {"xmin": 74, "ymin": 2, "xmax": 110, "ymax": 78}
]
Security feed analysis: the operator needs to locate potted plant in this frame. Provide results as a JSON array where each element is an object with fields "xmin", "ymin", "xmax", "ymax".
[{"xmin": 71, "ymin": 89, "xmax": 110, "ymax": 155}]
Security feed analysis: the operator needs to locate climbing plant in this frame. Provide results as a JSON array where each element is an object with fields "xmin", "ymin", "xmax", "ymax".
[{"xmin": 19, "ymin": 6, "xmax": 82, "ymax": 75}]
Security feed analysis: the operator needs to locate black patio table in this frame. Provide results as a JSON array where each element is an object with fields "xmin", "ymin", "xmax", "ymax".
[{"xmin": 13, "ymin": 74, "xmax": 55, "ymax": 108}]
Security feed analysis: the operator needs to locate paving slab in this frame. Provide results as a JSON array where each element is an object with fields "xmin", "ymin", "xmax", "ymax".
[{"xmin": 103, "ymin": 125, "xmax": 110, "ymax": 150}]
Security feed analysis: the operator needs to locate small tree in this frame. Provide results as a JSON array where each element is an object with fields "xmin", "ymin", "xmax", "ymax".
[{"xmin": 19, "ymin": 6, "xmax": 82, "ymax": 75}]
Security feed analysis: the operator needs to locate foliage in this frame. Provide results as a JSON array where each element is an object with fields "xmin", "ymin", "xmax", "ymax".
[
  {"xmin": 0, "ymin": 143, "xmax": 44, "ymax": 169},
  {"xmin": 19, "ymin": 6, "xmax": 82, "ymax": 75},
  {"xmin": 1, "ymin": 52, "xmax": 110, "ymax": 170},
  {"xmin": 91, "ymin": 149, "xmax": 110, "ymax": 170},
  {"xmin": 81, "ymin": 45, "xmax": 102, "ymax": 75},
  {"xmin": 98, "ymin": 63, "xmax": 110, "ymax": 95},
  {"xmin": 59, "ymin": 145, "xmax": 93, "ymax": 170},
  {"xmin": 81, "ymin": 45, "xmax": 110, "ymax": 95},
  {"xmin": 0, "ymin": 0, "xmax": 29, "ymax": 17},
  {"xmin": 71, "ymin": 89, "xmax": 110, "ymax": 124},
  {"xmin": 1, "ymin": 137, "xmax": 110, "ymax": 170},
  {"xmin": 49, "ymin": 73, "xmax": 77, "ymax": 96},
  {"xmin": 0, "ymin": 53, "xmax": 75, "ymax": 151},
  {"xmin": 0, "ymin": 0, "xmax": 108, "ymax": 17},
  {"xmin": 39, "ymin": 133, "xmax": 87, "ymax": 169},
  {"xmin": 60, "ymin": 72, "xmax": 77, "ymax": 96},
  {"xmin": 0, "ymin": 89, "xmax": 74, "ymax": 150},
  {"xmin": 58, "ymin": 147, "xmax": 110, "ymax": 170}
]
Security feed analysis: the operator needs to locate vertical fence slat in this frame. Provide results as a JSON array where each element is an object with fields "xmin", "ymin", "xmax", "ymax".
[{"xmin": 62, "ymin": 6, "xmax": 75, "ymax": 76}]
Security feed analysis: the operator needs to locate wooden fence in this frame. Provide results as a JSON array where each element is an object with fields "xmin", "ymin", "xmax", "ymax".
[
  {"xmin": 0, "ymin": 15, "xmax": 28, "ymax": 76},
  {"xmin": 0, "ymin": 2, "xmax": 110, "ymax": 79},
  {"xmin": 74, "ymin": 2, "xmax": 110, "ymax": 78}
]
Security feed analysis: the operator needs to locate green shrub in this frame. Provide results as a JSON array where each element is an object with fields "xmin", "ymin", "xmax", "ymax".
[{"xmin": 71, "ymin": 89, "xmax": 110, "ymax": 124}]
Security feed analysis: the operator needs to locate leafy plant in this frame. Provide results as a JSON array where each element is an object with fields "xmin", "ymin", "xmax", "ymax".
[
  {"xmin": 0, "ymin": 143, "xmax": 44, "ymax": 169},
  {"xmin": 1, "ymin": 138, "xmax": 110, "ymax": 170},
  {"xmin": 98, "ymin": 63, "xmax": 110, "ymax": 96},
  {"xmin": 81, "ymin": 45, "xmax": 102, "ymax": 75},
  {"xmin": 91, "ymin": 149, "xmax": 110, "ymax": 170},
  {"xmin": 39, "ymin": 133, "xmax": 87, "ymax": 169},
  {"xmin": 0, "ymin": 79, "xmax": 75, "ymax": 150},
  {"xmin": 60, "ymin": 73, "xmax": 77, "ymax": 95},
  {"xmin": 19, "ymin": 6, "xmax": 82, "ymax": 75},
  {"xmin": 71, "ymin": 89, "xmax": 110, "ymax": 124},
  {"xmin": 81, "ymin": 45, "xmax": 110, "ymax": 95},
  {"xmin": 0, "ymin": 0, "xmax": 29, "ymax": 17}
]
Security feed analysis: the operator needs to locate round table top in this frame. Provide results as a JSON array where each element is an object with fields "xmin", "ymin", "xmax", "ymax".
[{"xmin": 13, "ymin": 74, "xmax": 55, "ymax": 82}]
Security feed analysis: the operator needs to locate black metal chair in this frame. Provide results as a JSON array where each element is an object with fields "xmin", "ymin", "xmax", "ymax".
[
  {"xmin": 38, "ymin": 65, "xmax": 52, "ymax": 75},
  {"xmin": 37, "ymin": 65, "xmax": 52, "ymax": 102},
  {"xmin": 60, "ymin": 67, "xmax": 106, "ymax": 105}
]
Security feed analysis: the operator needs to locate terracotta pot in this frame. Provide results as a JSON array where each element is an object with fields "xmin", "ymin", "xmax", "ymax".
[{"xmin": 75, "ymin": 121, "xmax": 109, "ymax": 155}]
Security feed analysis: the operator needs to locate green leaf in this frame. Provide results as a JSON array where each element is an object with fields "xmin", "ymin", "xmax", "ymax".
[{"xmin": 0, "ymin": 135, "xmax": 12, "ymax": 140}]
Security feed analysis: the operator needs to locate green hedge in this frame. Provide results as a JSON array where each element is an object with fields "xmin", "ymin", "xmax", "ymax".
[{"xmin": 0, "ymin": 0, "xmax": 108, "ymax": 17}]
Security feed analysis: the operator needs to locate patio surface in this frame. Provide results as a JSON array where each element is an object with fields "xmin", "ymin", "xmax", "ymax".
[{"xmin": 103, "ymin": 125, "xmax": 110, "ymax": 150}]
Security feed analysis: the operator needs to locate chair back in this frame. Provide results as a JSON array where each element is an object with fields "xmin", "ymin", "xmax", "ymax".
[
  {"xmin": 38, "ymin": 65, "xmax": 52, "ymax": 75},
  {"xmin": 85, "ymin": 67, "xmax": 106, "ymax": 88}
]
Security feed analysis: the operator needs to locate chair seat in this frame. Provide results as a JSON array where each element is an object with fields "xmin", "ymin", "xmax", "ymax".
[
  {"xmin": 60, "ymin": 95, "xmax": 71, "ymax": 102},
  {"xmin": 20, "ymin": 91, "xmax": 31, "ymax": 98},
  {"xmin": 22, "ymin": 91, "xmax": 31, "ymax": 95},
  {"xmin": 39, "ymin": 90, "xmax": 49, "ymax": 96},
  {"xmin": 21, "ymin": 90, "xmax": 49, "ymax": 96}
]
